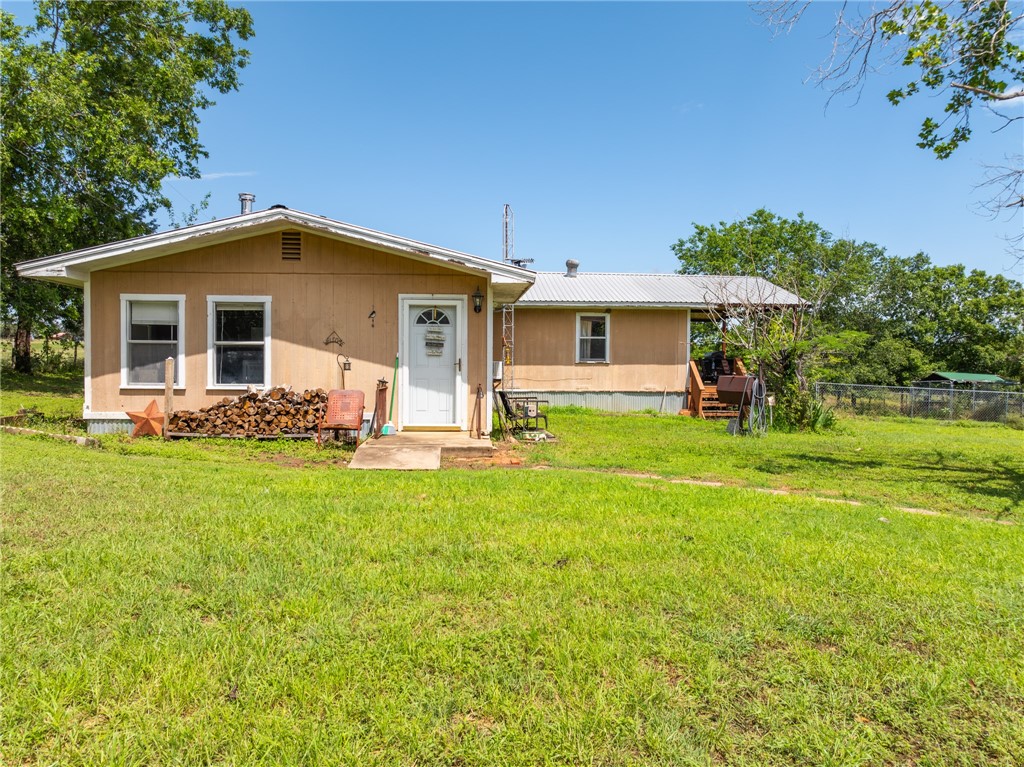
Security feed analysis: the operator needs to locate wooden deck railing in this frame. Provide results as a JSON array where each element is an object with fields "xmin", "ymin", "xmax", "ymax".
[{"xmin": 685, "ymin": 358, "xmax": 742, "ymax": 419}]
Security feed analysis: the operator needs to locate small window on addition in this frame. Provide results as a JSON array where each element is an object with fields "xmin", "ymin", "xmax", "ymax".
[{"xmin": 576, "ymin": 312, "xmax": 609, "ymax": 363}]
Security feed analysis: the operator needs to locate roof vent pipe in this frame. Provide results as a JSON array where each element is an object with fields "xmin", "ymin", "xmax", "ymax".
[
  {"xmin": 565, "ymin": 259, "xmax": 580, "ymax": 278},
  {"xmin": 239, "ymin": 192, "xmax": 255, "ymax": 215}
]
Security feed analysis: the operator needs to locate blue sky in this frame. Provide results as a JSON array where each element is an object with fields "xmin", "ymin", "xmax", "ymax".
[{"xmin": 12, "ymin": 1, "xmax": 1024, "ymax": 275}]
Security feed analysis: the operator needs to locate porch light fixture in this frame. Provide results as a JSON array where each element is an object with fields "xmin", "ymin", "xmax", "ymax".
[
  {"xmin": 472, "ymin": 287, "xmax": 484, "ymax": 313},
  {"xmin": 342, "ymin": 356, "xmax": 352, "ymax": 372}
]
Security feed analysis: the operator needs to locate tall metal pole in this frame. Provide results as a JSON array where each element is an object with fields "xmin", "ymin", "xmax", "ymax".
[{"xmin": 501, "ymin": 204, "xmax": 515, "ymax": 392}]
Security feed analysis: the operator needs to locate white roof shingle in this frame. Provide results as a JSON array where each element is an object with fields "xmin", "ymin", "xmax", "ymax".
[{"xmin": 516, "ymin": 272, "xmax": 802, "ymax": 307}]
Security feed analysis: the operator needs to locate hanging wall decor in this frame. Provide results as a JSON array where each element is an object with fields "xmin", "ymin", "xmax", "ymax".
[{"xmin": 425, "ymin": 329, "xmax": 446, "ymax": 356}]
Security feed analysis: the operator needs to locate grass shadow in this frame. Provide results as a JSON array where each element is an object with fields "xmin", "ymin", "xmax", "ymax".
[
  {"xmin": 773, "ymin": 450, "xmax": 1023, "ymax": 518},
  {"xmin": 0, "ymin": 367, "xmax": 84, "ymax": 397}
]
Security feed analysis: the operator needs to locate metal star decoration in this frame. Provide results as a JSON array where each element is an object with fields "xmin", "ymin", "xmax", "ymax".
[{"xmin": 126, "ymin": 399, "xmax": 165, "ymax": 437}]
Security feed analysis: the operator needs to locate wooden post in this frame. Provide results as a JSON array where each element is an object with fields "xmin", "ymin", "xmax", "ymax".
[{"xmin": 164, "ymin": 357, "xmax": 174, "ymax": 439}]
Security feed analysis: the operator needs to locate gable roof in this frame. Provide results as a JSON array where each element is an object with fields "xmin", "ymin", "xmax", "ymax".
[
  {"xmin": 516, "ymin": 272, "xmax": 803, "ymax": 308},
  {"xmin": 14, "ymin": 207, "xmax": 536, "ymax": 302}
]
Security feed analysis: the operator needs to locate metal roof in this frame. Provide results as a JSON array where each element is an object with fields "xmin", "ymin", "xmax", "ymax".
[
  {"xmin": 919, "ymin": 371, "xmax": 1011, "ymax": 384},
  {"xmin": 516, "ymin": 272, "xmax": 803, "ymax": 307}
]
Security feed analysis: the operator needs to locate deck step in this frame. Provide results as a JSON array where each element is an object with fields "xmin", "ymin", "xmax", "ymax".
[{"xmin": 701, "ymin": 410, "xmax": 739, "ymax": 419}]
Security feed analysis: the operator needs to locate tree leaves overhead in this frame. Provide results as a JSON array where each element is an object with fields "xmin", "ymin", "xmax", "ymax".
[
  {"xmin": 878, "ymin": 0, "xmax": 1024, "ymax": 159},
  {"xmin": 1, "ymin": 0, "xmax": 253, "ymax": 372},
  {"xmin": 761, "ymin": 1, "xmax": 1023, "ymax": 159},
  {"xmin": 758, "ymin": 1, "xmax": 1023, "ymax": 258}
]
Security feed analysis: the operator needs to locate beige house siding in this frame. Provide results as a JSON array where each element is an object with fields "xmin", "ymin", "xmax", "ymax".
[
  {"xmin": 89, "ymin": 231, "xmax": 489, "ymax": 426},
  {"xmin": 502, "ymin": 307, "xmax": 690, "ymax": 392}
]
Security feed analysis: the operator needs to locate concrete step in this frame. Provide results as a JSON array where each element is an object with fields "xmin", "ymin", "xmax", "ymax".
[{"xmin": 439, "ymin": 442, "xmax": 496, "ymax": 458}]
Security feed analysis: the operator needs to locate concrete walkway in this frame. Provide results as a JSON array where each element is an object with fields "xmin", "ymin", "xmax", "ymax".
[{"xmin": 349, "ymin": 431, "xmax": 493, "ymax": 470}]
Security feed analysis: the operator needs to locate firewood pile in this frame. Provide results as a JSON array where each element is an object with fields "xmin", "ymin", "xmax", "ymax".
[{"xmin": 167, "ymin": 388, "xmax": 328, "ymax": 438}]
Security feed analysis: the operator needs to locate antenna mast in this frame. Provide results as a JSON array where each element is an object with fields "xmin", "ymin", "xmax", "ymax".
[{"xmin": 501, "ymin": 204, "xmax": 515, "ymax": 392}]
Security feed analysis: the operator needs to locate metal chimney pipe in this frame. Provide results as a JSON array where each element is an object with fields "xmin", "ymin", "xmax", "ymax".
[
  {"xmin": 239, "ymin": 192, "xmax": 255, "ymax": 215},
  {"xmin": 565, "ymin": 259, "xmax": 580, "ymax": 278}
]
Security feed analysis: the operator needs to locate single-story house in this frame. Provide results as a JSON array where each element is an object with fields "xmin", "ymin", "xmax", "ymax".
[
  {"xmin": 499, "ymin": 260, "xmax": 802, "ymax": 412},
  {"xmin": 16, "ymin": 203, "xmax": 802, "ymax": 433},
  {"xmin": 16, "ymin": 205, "xmax": 534, "ymax": 434}
]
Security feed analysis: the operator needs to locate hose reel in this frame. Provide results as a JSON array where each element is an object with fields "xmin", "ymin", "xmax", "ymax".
[{"xmin": 716, "ymin": 375, "xmax": 770, "ymax": 436}]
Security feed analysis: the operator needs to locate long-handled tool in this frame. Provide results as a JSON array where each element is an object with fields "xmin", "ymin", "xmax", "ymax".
[{"xmin": 381, "ymin": 354, "xmax": 399, "ymax": 435}]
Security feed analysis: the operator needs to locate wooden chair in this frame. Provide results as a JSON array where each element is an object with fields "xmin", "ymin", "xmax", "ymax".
[
  {"xmin": 317, "ymin": 389, "xmax": 365, "ymax": 446},
  {"xmin": 497, "ymin": 390, "xmax": 549, "ymax": 432}
]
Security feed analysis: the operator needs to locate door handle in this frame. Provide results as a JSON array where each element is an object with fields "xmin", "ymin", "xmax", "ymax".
[{"xmin": 456, "ymin": 357, "xmax": 462, "ymax": 373}]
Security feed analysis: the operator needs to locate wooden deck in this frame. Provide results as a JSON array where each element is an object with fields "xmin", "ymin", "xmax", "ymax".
[{"xmin": 682, "ymin": 359, "xmax": 741, "ymax": 419}]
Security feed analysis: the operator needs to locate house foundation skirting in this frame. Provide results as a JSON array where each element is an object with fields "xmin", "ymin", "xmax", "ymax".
[
  {"xmin": 86, "ymin": 417, "xmax": 134, "ymax": 435},
  {"xmin": 512, "ymin": 390, "xmax": 686, "ymax": 414},
  {"xmin": 85, "ymin": 413, "xmax": 376, "ymax": 436}
]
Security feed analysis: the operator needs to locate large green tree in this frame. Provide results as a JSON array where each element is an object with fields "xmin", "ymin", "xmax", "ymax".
[
  {"xmin": 831, "ymin": 252, "xmax": 1024, "ymax": 384},
  {"xmin": 674, "ymin": 210, "xmax": 1024, "ymax": 420},
  {"xmin": 672, "ymin": 209, "xmax": 882, "ymax": 424},
  {"xmin": 1, "ymin": 0, "xmax": 253, "ymax": 372}
]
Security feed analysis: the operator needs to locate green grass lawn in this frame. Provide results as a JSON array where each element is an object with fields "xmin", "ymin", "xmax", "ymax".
[
  {"xmin": 0, "ymin": 363, "xmax": 85, "ymax": 421},
  {"xmin": 3, "ymin": 424, "xmax": 1023, "ymax": 765},
  {"xmin": 526, "ymin": 409, "xmax": 1023, "ymax": 521},
  {"xmin": 1, "ymin": 361, "xmax": 1018, "ymax": 520}
]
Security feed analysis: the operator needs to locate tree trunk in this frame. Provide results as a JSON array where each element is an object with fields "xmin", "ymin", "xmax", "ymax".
[{"xmin": 13, "ymin": 321, "xmax": 32, "ymax": 374}]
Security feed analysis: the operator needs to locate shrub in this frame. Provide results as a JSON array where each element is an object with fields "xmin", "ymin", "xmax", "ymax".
[{"xmin": 774, "ymin": 387, "xmax": 838, "ymax": 432}]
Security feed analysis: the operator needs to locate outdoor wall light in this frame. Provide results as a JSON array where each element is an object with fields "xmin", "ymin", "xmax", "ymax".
[
  {"xmin": 343, "ymin": 356, "xmax": 352, "ymax": 372},
  {"xmin": 472, "ymin": 287, "xmax": 484, "ymax": 313}
]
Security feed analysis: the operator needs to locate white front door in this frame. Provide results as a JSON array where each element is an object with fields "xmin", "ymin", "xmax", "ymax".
[{"xmin": 406, "ymin": 303, "xmax": 459, "ymax": 427}]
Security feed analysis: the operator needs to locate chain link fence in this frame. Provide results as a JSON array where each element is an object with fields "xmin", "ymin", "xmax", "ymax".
[{"xmin": 814, "ymin": 382, "xmax": 1024, "ymax": 424}]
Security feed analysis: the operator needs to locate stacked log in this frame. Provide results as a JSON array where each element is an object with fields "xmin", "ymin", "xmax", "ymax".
[{"xmin": 167, "ymin": 388, "xmax": 329, "ymax": 438}]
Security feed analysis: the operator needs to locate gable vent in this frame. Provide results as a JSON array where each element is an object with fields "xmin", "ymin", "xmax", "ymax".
[{"xmin": 281, "ymin": 231, "xmax": 302, "ymax": 260}]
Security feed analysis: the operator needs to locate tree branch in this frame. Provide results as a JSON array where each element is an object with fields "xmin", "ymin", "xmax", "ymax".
[{"xmin": 952, "ymin": 82, "xmax": 1024, "ymax": 101}]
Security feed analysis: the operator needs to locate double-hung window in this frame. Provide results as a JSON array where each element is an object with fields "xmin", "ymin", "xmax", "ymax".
[
  {"xmin": 576, "ymin": 313, "xmax": 610, "ymax": 363},
  {"xmin": 121, "ymin": 294, "xmax": 185, "ymax": 387},
  {"xmin": 207, "ymin": 296, "xmax": 271, "ymax": 388}
]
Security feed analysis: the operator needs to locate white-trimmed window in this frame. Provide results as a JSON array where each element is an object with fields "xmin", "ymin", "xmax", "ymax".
[
  {"xmin": 120, "ymin": 294, "xmax": 185, "ymax": 388},
  {"xmin": 576, "ymin": 312, "xmax": 610, "ymax": 363},
  {"xmin": 207, "ymin": 296, "xmax": 271, "ymax": 388}
]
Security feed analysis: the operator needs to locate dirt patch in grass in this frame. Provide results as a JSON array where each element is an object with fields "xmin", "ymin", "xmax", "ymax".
[
  {"xmin": 647, "ymin": 656, "xmax": 687, "ymax": 686},
  {"xmin": 252, "ymin": 451, "xmax": 349, "ymax": 469},
  {"xmin": 451, "ymin": 711, "xmax": 500, "ymax": 736}
]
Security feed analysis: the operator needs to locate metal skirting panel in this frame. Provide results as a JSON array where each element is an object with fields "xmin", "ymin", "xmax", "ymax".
[
  {"xmin": 88, "ymin": 415, "xmax": 376, "ymax": 437},
  {"xmin": 513, "ymin": 390, "xmax": 686, "ymax": 413},
  {"xmin": 87, "ymin": 418, "xmax": 133, "ymax": 435}
]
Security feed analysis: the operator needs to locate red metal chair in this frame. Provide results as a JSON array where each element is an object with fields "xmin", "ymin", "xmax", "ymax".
[{"xmin": 317, "ymin": 389, "xmax": 365, "ymax": 446}]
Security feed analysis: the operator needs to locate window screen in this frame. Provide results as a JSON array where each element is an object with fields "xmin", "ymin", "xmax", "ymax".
[
  {"xmin": 127, "ymin": 300, "xmax": 180, "ymax": 385},
  {"xmin": 214, "ymin": 303, "xmax": 266, "ymax": 385}
]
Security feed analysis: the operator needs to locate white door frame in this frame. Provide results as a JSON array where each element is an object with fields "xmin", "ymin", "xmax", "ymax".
[{"xmin": 398, "ymin": 294, "xmax": 468, "ymax": 430}]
